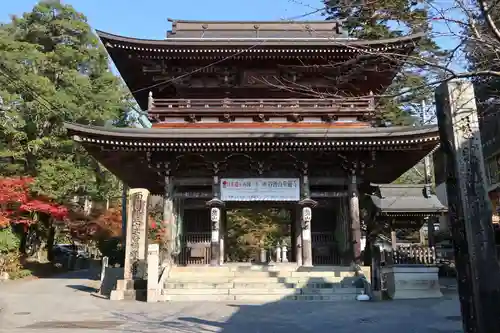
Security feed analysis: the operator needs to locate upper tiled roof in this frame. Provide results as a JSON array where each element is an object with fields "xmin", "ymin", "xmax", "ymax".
[
  {"xmin": 369, "ymin": 184, "xmax": 447, "ymax": 215},
  {"xmin": 166, "ymin": 19, "xmax": 349, "ymax": 39}
]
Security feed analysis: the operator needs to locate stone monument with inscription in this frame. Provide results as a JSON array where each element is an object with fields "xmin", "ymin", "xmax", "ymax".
[
  {"xmin": 110, "ymin": 188, "xmax": 150, "ymax": 301},
  {"xmin": 436, "ymin": 79, "xmax": 500, "ymax": 332}
]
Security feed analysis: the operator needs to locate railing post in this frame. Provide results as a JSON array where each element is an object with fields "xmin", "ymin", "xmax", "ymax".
[
  {"xmin": 282, "ymin": 244, "xmax": 288, "ymax": 263},
  {"xmin": 148, "ymin": 91, "xmax": 154, "ymax": 110},
  {"xmin": 369, "ymin": 90, "xmax": 375, "ymax": 110},
  {"xmin": 260, "ymin": 248, "xmax": 267, "ymax": 264},
  {"xmin": 276, "ymin": 243, "xmax": 282, "ymax": 263}
]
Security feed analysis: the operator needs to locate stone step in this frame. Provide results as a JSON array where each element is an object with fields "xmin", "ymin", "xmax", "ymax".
[
  {"xmin": 168, "ymin": 266, "xmax": 362, "ymax": 279},
  {"xmin": 164, "ymin": 281, "xmax": 357, "ymax": 289},
  {"xmin": 169, "ymin": 269, "xmax": 358, "ymax": 276},
  {"xmin": 159, "ymin": 293, "xmax": 358, "ymax": 302},
  {"xmin": 168, "ymin": 272, "xmax": 357, "ymax": 282},
  {"xmin": 165, "ymin": 282, "xmax": 296, "ymax": 289},
  {"xmin": 170, "ymin": 264, "xmax": 299, "ymax": 273},
  {"xmin": 166, "ymin": 277, "xmax": 355, "ymax": 286},
  {"xmin": 161, "ymin": 287, "xmax": 360, "ymax": 296},
  {"xmin": 165, "ymin": 282, "xmax": 235, "ymax": 289}
]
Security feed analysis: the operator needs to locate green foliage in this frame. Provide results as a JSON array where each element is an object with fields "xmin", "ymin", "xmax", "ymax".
[
  {"xmin": 393, "ymin": 162, "xmax": 425, "ymax": 184},
  {"xmin": 226, "ymin": 208, "xmax": 290, "ymax": 262},
  {"xmin": 465, "ymin": 4, "xmax": 500, "ymax": 112},
  {"xmin": 0, "ymin": 227, "xmax": 21, "ymax": 253},
  {"xmin": 0, "ymin": 2, "xmax": 129, "ymax": 204},
  {"xmin": 98, "ymin": 236, "xmax": 124, "ymax": 266},
  {"xmin": 324, "ymin": 0, "xmax": 448, "ymax": 125},
  {"xmin": 9, "ymin": 268, "xmax": 32, "ymax": 279}
]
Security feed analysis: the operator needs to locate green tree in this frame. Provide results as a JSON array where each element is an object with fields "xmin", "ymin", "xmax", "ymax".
[
  {"xmin": 0, "ymin": 2, "xmax": 128, "ymax": 204},
  {"xmin": 226, "ymin": 208, "xmax": 291, "ymax": 262},
  {"xmin": 323, "ymin": 0, "xmax": 448, "ymax": 125},
  {"xmin": 465, "ymin": 3, "xmax": 500, "ymax": 113}
]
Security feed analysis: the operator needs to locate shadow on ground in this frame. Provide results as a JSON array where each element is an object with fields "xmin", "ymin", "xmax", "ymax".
[
  {"xmin": 104, "ymin": 277, "xmax": 462, "ymax": 333},
  {"xmin": 21, "ymin": 259, "xmax": 101, "ymax": 279},
  {"xmin": 66, "ymin": 284, "xmax": 99, "ymax": 293}
]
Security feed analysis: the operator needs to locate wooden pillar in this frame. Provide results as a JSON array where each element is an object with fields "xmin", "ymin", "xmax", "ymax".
[
  {"xmin": 299, "ymin": 169, "xmax": 316, "ymax": 267},
  {"xmin": 219, "ymin": 209, "xmax": 225, "ymax": 264},
  {"xmin": 348, "ymin": 171, "xmax": 361, "ymax": 264},
  {"xmin": 335, "ymin": 197, "xmax": 350, "ymax": 265},
  {"xmin": 292, "ymin": 207, "xmax": 301, "ymax": 265},
  {"xmin": 299, "ymin": 202, "xmax": 314, "ymax": 267},
  {"xmin": 124, "ymin": 188, "xmax": 150, "ymax": 280},
  {"xmin": 436, "ymin": 79, "xmax": 500, "ymax": 332},
  {"xmin": 163, "ymin": 176, "xmax": 176, "ymax": 259},
  {"xmin": 290, "ymin": 208, "xmax": 298, "ymax": 263},
  {"xmin": 207, "ymin": 175, "xmax": 224, "ymax": 266},
  {"xmin": 427, "ymin": 217, "xmax": 436, "ymax": 247}
]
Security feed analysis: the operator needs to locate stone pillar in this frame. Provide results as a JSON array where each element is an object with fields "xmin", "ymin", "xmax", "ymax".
[
  {"xmin": 436, "ymin": 79, "xmax": 500, "ymax": 332},
  {"xmin": 110, "ymin": 188, "xmax": 149, "ymax": 301},
  {"xmin": 124, "ymin": 188, "xmax": 150, "ymax": 280},
  {"xmin": 147, "ymin": 244, "xmax": 159, "ymax": 303},
  {"xmin": 299, "ymin": 199, "xmax": 317, "ymax": 267},
  {"xmin": 348, "ymin": 172, "xmax": 362, "ymax": 263}
]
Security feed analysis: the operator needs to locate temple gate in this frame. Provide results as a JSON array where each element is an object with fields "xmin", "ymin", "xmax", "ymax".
[{"xmin": 66, "ymin": 20, "xmax": 444, "ymax": 301}]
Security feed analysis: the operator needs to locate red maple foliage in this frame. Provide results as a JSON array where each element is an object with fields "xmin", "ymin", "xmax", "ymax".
[
  {"xmin": 67, "ymin": 207, "xmax": 123, "ymax": 242},
  {"xmin": 0, "ymin": 177, "xmax": 69, "ymax": 228}
]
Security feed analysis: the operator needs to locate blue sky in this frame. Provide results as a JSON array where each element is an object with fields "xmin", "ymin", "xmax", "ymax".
[
  {"xmin": 0, "ymin": 0, "xmax": 325, "ymax": 40},
  {"xmin": 0, "ymin": 0, "xmax": 458, "ymax": 51}
]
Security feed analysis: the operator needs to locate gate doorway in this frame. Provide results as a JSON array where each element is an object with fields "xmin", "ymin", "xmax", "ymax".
[{"xmin": 225, "ymin": 207, "xmax": 292, "ymax": 263}]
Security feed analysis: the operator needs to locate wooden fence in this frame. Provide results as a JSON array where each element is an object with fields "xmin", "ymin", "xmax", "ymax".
[{"xmin": 382, "ymin": 246, "xmax": 437, "ymax": 265}]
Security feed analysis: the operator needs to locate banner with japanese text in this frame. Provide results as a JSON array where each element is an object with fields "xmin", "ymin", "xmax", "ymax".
[{"xmin": 220, "ymin": 178, "xmax": 300, "ymax": 201}]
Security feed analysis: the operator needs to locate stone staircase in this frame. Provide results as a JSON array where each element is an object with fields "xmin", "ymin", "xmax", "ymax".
[{"xmin": 159, "ymin": 264, "xmax": 368, "ymax": 302}]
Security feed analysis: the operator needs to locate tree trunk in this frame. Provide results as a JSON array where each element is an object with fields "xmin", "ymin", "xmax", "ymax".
[{"xmin": 46, "ymin": 222, "xmax": 56, "ymax": 262}]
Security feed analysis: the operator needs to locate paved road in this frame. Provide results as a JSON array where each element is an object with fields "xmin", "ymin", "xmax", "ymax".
[{"xmin": 0, "ymin": 270, "xmax": 463, "ymax": 333}]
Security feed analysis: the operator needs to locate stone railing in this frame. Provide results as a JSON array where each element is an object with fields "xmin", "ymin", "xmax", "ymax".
[{"xmin": 258, "ymin": 241, "xmax": 291, "ymax": 264}]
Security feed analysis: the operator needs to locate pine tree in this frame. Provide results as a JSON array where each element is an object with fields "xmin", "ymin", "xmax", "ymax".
[
  {"xmin": 0, "ymin": 2, "xmax": 128, "ymax": 204},
  {"xmin": 324, "ymin": 0, "xmax": 449, "ymax": 125}
]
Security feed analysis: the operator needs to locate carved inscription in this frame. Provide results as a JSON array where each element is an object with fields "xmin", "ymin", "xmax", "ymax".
[{"xmin": 130, "ymin": 192, "xmax": 145, "ymax": 279}]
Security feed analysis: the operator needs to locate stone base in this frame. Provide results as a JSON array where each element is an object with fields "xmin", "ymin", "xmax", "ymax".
[
  {"xmin": 109, "ymin": 279, "xmax": 147, "ymax": 301},
  {"xmin": 381, "ymin": 265, "xmax": 442, "ymax": 300},
  {"xmin": 147, "ymin": 289, "xmax": 160, "ymax": 303}
]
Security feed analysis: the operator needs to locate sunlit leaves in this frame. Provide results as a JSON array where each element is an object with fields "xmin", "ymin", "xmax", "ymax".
[
  {"xmin": 324, "ymin": 0, "xmax": 449, "ymax": 125},
  {"xmin": 0, "ymin": 2, "xmax": 129, "ymax": 204}
]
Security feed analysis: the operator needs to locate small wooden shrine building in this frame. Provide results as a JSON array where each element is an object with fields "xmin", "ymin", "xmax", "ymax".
[{"xmin": 65, "ymin": 20, "xmax": 441, "ymax": 268}]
